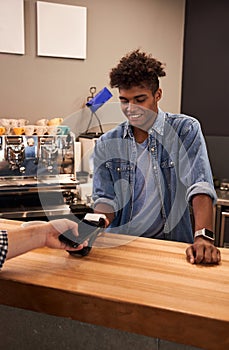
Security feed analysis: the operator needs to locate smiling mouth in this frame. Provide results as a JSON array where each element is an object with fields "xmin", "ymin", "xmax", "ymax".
[{"xmin": 127, "ymin": 114, "xmax": 143, "ymax": 120}]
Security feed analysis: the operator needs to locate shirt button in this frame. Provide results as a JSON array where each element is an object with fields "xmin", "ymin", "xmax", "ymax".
[
  {"xmin": 153, "ymin": 166, "xmax": 157, "ymax": 170},
  {"xmin": 151, "ymin": 147, "xmax": 155, "ymax": 152},
  {"xmin": 170, "ymin": 161, "xmax": 175, "ymax": 167}
]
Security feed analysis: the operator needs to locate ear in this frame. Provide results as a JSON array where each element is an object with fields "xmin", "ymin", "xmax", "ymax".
[{"xmin": 155, "ymin": 88, "xmax": 162, "ymax": 102}]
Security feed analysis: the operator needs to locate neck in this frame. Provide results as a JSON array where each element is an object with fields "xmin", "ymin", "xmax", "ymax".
[{"xmin": 133, "ymin": 127, "xmax": 148, "ymax": 143}]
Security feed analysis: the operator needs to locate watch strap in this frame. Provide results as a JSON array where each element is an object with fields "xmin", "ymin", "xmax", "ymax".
[{"xmin": 194, "ymin": 228, "xmax": 215, "ymax": 241}]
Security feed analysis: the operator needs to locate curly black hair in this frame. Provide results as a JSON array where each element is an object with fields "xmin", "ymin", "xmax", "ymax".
[{"xmin": 109, "ymin": 49, "xmax": 166, "ymax": 94}]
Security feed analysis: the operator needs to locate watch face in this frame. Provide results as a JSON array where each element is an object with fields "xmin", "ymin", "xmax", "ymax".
[{"xmin": 205, "ymin": 229, "xmax": 215, "ymax": 239}]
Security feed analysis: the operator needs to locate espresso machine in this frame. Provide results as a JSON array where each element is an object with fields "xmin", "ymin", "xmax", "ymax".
[{"xmin": 0, "ymin": 133, "xmax": 87, "ymax": 220}]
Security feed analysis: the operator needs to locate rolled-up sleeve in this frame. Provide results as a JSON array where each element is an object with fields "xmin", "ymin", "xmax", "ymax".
[
  {"xmin": 186, "ymin": 181, "xmax": 217, "ymax": 204},
  {"xmin": 178, "ymin": 119, "xmax": 217, "ymax": 204},
  {"xmin": 0, "ymin": 230, "xmax": 8, "ymax": 269}
]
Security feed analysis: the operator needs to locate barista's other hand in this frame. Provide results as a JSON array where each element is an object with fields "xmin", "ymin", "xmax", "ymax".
[{"xmin": 186, "ymin": 237, "xmax": 221, "ymax": 264}]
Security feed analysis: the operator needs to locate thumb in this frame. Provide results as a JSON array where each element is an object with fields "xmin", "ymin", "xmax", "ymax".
[{"xmin": 186, "ymin": 246, "xmax": 195, "ymax": 264}]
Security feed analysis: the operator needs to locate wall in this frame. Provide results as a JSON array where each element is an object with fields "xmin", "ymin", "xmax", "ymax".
[
  {"xmin": 0, "ymin": 0, "xmax": 185, "ymax": 127},
  {"xmin": 181, "ymin": 0, "xmax": 229, "ymax": 181}
]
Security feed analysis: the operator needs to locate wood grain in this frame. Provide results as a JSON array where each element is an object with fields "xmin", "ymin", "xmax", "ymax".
[{"xmin": 0, "ymin": 219, "xmax": 228, "ymax": 349}]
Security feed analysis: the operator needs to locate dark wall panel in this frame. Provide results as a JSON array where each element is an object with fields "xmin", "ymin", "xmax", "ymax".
[
  {"xmin": 181, "ymin": 0, "xmax": 229, "ymax": 136},
  {"xmin": 205, "ymin": 136, "xmax": 229, "ymax": 181}
]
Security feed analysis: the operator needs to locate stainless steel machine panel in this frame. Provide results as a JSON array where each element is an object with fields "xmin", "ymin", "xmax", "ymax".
[
  {"xmin": 0, "ymin": 134, "xmax": 81, "ymax": 220},
  {"xmin": 0, "ymin": 134, "xmax": 76, "ymax": 177}
]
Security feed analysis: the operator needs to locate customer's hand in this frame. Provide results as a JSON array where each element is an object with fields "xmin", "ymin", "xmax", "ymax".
[
  {"xmin": 43, "ymin": 219, "xmax": 88, "ymax": 251},
  {"xmin": 186, "ymin": 237, "xmax": 221, "ymax": 264}
]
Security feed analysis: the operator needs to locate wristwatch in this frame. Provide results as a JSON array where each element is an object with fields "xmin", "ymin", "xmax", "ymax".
[{"xmin": 194, "ymin": 228, "xmax": 215, "ymax": 242}]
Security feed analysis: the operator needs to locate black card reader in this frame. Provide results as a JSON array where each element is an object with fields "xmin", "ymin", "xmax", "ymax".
[{"xmin": 59, "ymin": 213, "xmax": 106, "ymax": 256}]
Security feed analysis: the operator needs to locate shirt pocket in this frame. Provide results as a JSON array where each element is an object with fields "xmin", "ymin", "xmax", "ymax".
[
  {"xmin": 161, "ymin": 158, "xmax": 175, "ymax": 168},
  {"xmin": 160, "ymin": 156, "xmax": 177, "ymax": 190},
  {"xmin": 105, "ymin": 160, "xmax": 133, "ymax": 182}
]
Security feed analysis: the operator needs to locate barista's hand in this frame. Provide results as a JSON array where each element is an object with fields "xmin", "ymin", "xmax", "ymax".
[
  {"xmin": 43, "ymin": 219, "xmax": 88, "ymax": 251},
  {"xmin": 186, "ymin": 237, "xmax": 221, "ymax": 264}
]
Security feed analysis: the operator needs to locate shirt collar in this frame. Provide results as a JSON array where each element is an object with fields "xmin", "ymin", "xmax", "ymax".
[
  {"xmin": 123, "ymin": 108, "xmax": 165, "ymax": 138},
  {"xmin": 149, "ymin": 108, "xmax": 165, "ymax": 136}
]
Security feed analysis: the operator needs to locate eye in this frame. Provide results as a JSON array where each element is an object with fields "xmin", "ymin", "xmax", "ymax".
[
  {"xmin": 120, "ymin": 100, "xmax": 129, "ymax": 105},
  {"xmin": 135, "ymin": 97, "xmax": 147, "ymax": 103}
]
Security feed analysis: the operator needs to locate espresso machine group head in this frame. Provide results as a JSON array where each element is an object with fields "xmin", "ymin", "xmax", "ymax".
[
  {"xmin": 5, "ymin": 136, "xmax": 25, "ymax": 173},
  {"xmin": 39, "ymin": 136, "xmax": 59, "ymax": 173}
]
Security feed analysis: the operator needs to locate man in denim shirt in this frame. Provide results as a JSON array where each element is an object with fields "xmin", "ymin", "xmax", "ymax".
[{"xmin": 92, "ymin": 50, "xmax": 220, "ymax": 264}]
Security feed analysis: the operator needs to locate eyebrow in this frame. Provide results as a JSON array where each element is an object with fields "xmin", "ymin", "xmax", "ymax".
[{"xmin": 119, "ymin": 94, "xmax": 147, "ymax": 100}]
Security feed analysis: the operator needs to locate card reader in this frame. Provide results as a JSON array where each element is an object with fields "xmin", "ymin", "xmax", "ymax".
[{"xmin": 59, "ymin": 213, "xmax": 106, "ymax": 256}]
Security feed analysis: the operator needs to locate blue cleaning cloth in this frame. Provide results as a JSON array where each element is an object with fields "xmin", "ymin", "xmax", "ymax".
[{"xmin": 86, "ymin": 87, "xmax": 112, "ymax": 113}]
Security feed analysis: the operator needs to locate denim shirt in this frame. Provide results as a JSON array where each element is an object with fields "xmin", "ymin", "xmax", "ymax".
[{"xmin": 92, "ymin": 109, "xmax": 217, "ymax": 243}]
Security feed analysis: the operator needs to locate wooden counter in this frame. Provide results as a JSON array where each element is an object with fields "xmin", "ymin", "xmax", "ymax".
[{"xmin": 0, "ymin": 219, "xmax": 229, "ymax": 350}]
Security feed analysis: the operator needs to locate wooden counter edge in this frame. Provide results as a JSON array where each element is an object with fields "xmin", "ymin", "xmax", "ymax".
[{"xmin": 0, "ymin": 278, "xmax": 228, "ymax": 350}]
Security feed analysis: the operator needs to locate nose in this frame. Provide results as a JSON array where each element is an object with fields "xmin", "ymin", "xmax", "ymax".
[{"xmin": 126, "ymin": 102, "xmax": 136, "ymax": 113}]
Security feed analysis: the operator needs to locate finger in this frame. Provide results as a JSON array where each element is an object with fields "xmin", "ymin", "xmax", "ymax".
[
  {"xmin": 67, "ymin": 221, "xmax": 79, "ymax": 236},
  {"xmin": 186, "ymin": 246, "xmax": 195, "ymax": 264},
  {"xmin": 60, "ymin": 219, "xmax": 79, "ymax": 237},
  {"xmin": 202, "ymin": 246, "xmax": 212, "ymax": 264},
  {"xmin": 212, "ymin": 248, "xmax": 221, "ymax": 264},
  {"xmin": 65, "ymin": 243, "xmax": 83, "ymax": 251},
  {"xmin": 218, "ymin": 249, "xmax": 221, "ymax": 262},
  {"xmin": 195, "ymin": 245, "xmax": 205, "ymax": 264},
  {"xmin": 82, "ymin": 240, "xmax": 88, "ymax": 247},
  {"xmin": 104, "ymin": 217, "xmax": 110, "ymax": 228}
]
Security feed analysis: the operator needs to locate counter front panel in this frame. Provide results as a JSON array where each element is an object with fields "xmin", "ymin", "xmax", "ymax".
[{"xmin": 0, "ymin": 219, "xmax": 228, "ymax": 350}]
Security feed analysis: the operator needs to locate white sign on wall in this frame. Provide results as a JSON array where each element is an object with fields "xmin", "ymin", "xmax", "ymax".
[
  {"xmin": 37, "ymin": 1, "xmax": 87, "ymax": 59},
  {"xmin": 0, "ymin": 0, "xmax": 25, "ymax": 55}
]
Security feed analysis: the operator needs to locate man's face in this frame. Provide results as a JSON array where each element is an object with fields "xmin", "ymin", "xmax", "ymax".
[{"xmin": 119, "ymin": 85, "xmax": 161, "ymax": 132}]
